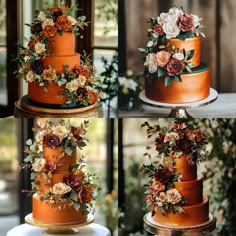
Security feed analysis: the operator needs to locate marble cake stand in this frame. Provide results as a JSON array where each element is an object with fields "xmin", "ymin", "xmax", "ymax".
[
  {"xmin": 143, "ymin": 212, "xmax": 216, "ymax": 236},
  {"xmin": 139, "ymin": 88, "xmax": 218, "ymax": 118}
]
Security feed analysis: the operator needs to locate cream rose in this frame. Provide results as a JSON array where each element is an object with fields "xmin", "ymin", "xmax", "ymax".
[
  {"xmin": 50, "ymin": 182, "xmax": 72, "ymax": 195},
  {"xmin": 163, "ymin": 22, "xmax": 180, "ymax": 39},
  {"xmin": 173, "ymin": 52, "xmax": 185, "ymax": 61},
  {"xmin": 52, "ymin": 125, "xmax": 69, "ymax": 139},
  {"xmin": 144, "ymin": 53, "xmax": 157, "ymax": 73},
  {"xmin": 157, "ymin": 12, "xmax": 168, "ymax": 25},
  {"xmin": 66, "ymin": 79, "xmax": 79, "ymax": 92},
  {"xmin": 34, "ymin": 42, "xmax": 46, "ymax": 54},
  {"xmin": 38, "ymin": 12, "xmax": 46, "ymax": 22},
  {"xmin": 164, "ymin": 132, "xmax": 179, "ymax": 143},
  {"xmin": 158, "ymin": 192, "xmax": 167, "ymax": 203},
  {"xmin": 168, "ymin": 7, "xmax": 184, "ymax": 22},
  {"xmin": 42, "ymin": 19, "xmax": 55, "ymax": 29},
  {"xmin": 78, "ymin": 75, "xmax": 87, "ymax": 86},
  {"xmin": 32, "ymin": 158, "xmax": 46, "ymax": 172},
  {"xmin": 67, "ymin": 16, "xmax": 77, "ymax": 25},
  {"xmin": 166, "ymin": 189, "xmax": 182, "ymax": 204},
  {"xmin": 25, "ymin": 71, "xmax": 36, "ymax": 82},
  {"xmin": 155, "ymin": 50, "xmax": 171, "ymax": 67}
]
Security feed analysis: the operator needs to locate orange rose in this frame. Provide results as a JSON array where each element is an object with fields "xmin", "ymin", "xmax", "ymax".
[
  {"xmin": 87, "ymin": 90, "xmax": 98, "ymax": 105},
  {"xmin": 47, "ymin": 7, "xmax": 61, "ymax": 13},
  {"xmin": 73, "ymin": 65, "xmax": 89, "ymax": 77},
  {"xmin": 43, "ymin": 68, "xmax": 57, "ymax": 81},
  {"xmin": 28, "ymin": 39, "xmax": 37, "ymax": 49},
  {"xmin": 78, "ymin": 185, "xmax": 94, "ymax": 204},
  {"xmin": 150, "ymin": 181, "xmax": 165, "ymax": 195},
  {"xmin": 56, "ymin": 15, "xmax": 72, "ymax": 31},
  {"xmin": 43, "ymin": 25, "xmax": 57, "ymax": 37}
]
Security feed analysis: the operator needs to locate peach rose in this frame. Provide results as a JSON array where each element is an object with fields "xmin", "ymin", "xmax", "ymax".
[
  {"xmin": 150, "ymin": 181, "xmax": 165, "ymax": 195},
  {"xmin": 158, "ymin": 192, "xmax": 167, "ymax": 203},
  {"xmin": 78, "ymin": 75, "xmax": 87, "ymax": 86},
  {"xmin": 145, "ymin": 194, "xmax": 155, "ymax": 203},
  {"xmin": 42, "ymin": 68, "xmax": 57, "ymax": 81},
  {"xmin": 78, "ymin": 185, "xmax": 94, "ymax": 204},
  {"xmin": 52, "ymin": 125, "xmax": 69, "ymax": 139},
  {"xmin": 51, "ymin": 182, "xmax": 72, "ymax": 195},
  {"xmin": 25, "ymin": 71, "xmax": 36, "ymax": 82},
  {"xmin": 155, "ymin": 50, "xmax": 171, "ymax": 67},
  {"xmin": 32, "ymin": 158, "xmax": 46, "ymax": 172},
  {"xmin": 42, "ymin": 19, "xmax": 55, "ymax": 29},
  {"xmin": 56, "ymin": 15, "xmax": 72, "ymax": 31},
  {"xmin": 87, "ymin": 90, "xmax": 98, "ymax": 105},
  {"xmin": 166, "ymin": 189, "xmax": 182, "ymax": 204},
  {"xmin": 43, "ymin": 25, "xmax": 57, "ymax": 37}
]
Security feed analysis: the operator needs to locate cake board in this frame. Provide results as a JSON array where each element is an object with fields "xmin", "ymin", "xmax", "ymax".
[
  {"xmin": 139, "ymin": 88, "xmax": 218, "ymax": 118},
  {"xmin": 143, "ymin": 212, "xmax": 216, "ymax": 236},
  {"xmin": 14, "ymin": 95, "xmax": 103, "ymax": 118}
]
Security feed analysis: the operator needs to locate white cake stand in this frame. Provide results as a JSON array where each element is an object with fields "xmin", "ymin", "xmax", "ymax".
[
  {"xmin": 139, "ymin": 88, "xmax": 218, "ymax": 118},
  {"xmin": 143, "ymin": 212, "xmax": 216, "ymax": 235}
]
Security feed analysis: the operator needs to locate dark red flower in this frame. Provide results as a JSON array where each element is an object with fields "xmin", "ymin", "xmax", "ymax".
[
  {"xmin": 63, "ymin": 173, "xmax": 85, "ymax": 192},
  {"xmin": 45, "ymin": 162, "xmax": 57, "ymax": 173},
  {"xmin": 31, "ymin": 23, "xmax": 43, "ymax": 35},
  {"xmin": 71, "ymin": 126, "xmax": 83, "ymax": 141},
  {"xmin": 175, "ymin": 138, "xmax": 192, "ymax": 152},
  {"xmin": 166, "ymin": 58, "xmax": 184, "ymax": 76},
  {"xmin": 155, "ymin": 133, "xmax": 165, "ymax": 150},
  {"xmin": 154, "ymin": 168, "xmax": 173, "ymax": 185},
  {"xmin": 43, "ymin": 133, "xmax": 61, "ymax": 148},
  {"xmin": 153, "ymin": 24, "xmax": 164, "ymax": 36},
  {"xmin": 31, "ymin": 60, "xmax": 44, "ymax": 75},
  {"xmin": 178, "ymin": 13, "xmax": 195, "ymax": 32},
  {"xmin": 78, "ymin": 185, "xmax": 94, "ymax": 204},
  {"xmin": 172, "ymin": 123, "xmax": 187, "ymax": 131}
]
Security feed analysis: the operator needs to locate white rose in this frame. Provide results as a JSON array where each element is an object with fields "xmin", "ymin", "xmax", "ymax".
[
  {"xmin": 32, "ymin": 158, "xmax": 46, "ymax": 172},
  {"xmin": 191, "ymin": 14, "xmax": 201, "ymax": 28},
  {"xmin": 163, "ymin": 22, "xmax": 180, "ymax": 39},
  {"xmin": 67, "ymin": 16, "xmax": 77, "ymax": 26},
  {"xmin": 169, "ymin": 7, "xmax": 184, "ymax": 18},
  {"xmin": 42, "ymin": 19, "xmax": 55, "ymax": 29},
  {"xmin": 157, "ymin": 12, "xmax": 168, "ymax": 25},
  {"xmin": 173, "ymin": 52, "xmax": 185, "ymax": 61},
  {"xmin": 164, "ymin": 132, "xmax": 179, "ymax": 143},
  {"xmin": 52, "ymin": 125, "xmax": 69, "ymax": 139},
  {"xmin": 66, "ymin": 79, "xmax": 79, "ymax": 92},
  {"xmin": 34, "ymin": 42, "xmax": 46, "ymax": 54},
  {"xmin": 38, "ymin": 11, "xmax": 46, "ymax": 22},
  {"xmin": 166, "ymin": 189, "xmax": 182, "ymax": 204},
  {"xmin": 144, "ymin": 53, "xmax": 158, "ymax": 73},
  {"xmin": 26, "ymin": 71, "xmax": 36, "ymax": 82},
  {"xmin": 78, "ymin": 75, "xmax": 87, "ymax": 86},
  {"xmin": 50, "ymin": 182, "xmax": 72, "ymax": 195}
]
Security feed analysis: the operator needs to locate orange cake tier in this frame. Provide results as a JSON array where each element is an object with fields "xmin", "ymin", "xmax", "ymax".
[
  {"xmin": 43, "ymin": 146, "xmax": 77, "ymax": 173},
  {"xmin": 43, "ymin": 53, "xmax": 80, "ymax": 73},
  {"xmin": 145, "ymin": 63, "xmax": 210, "ymax": 104},
  {"xmin": 174, "ymin": 177, "xmax": 203, "ymax": 205},
  {"xmin": 28, "ymin": 82, "xmax": 67, "ymax": 105},
  {"xmin": 32, "ymin": 194, "xmax": 86, "ymax": 224},
  {"xmin": 152, "ymin": 197, "xmax": 209, "ymax": 227},
  {"xmin": 169, "ymin": 36, "xmax": 201, "ymax": 68},
  {"xmin": 164, "ymin": 153, "xmax": 197, "ymax": 181}
]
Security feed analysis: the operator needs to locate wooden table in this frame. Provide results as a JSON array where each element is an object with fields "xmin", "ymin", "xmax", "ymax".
[{"xmin": 118, "ymin": 93, "xmax": 236, "ymax": 118}]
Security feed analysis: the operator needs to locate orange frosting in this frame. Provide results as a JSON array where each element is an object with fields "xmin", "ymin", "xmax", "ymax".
[
  {"xmin": 28, "ymin": 82, "xmax": 67, "ymax": 104},
  {"xmin": 32, "ymin": 194, "xmax": 86, "ymax": 224},
  {"xmin": 169, "ymin": 36, "xmax": 201, "ymax": 68},
  {"xmin": 43, "ymin": 53, "xmax": 80, "ymax": 73},
  {"xmin": 43, "ymin": 146, "xmax": 77, "ymax": 173},
  {"xmin": 174, "ymin": 178, "xmax": 203, "ymax": 205},
  {"xmin": 153, "ymin": 197, "xmax": 209, "ymax": 227},
  {"xmin": 145, "ymin": 67, "xmax": 210, "ymax": 104}
]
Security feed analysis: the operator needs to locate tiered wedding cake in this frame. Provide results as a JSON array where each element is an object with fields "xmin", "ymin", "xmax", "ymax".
[
  {"xmin": 139, "ymin": 7, "xmax": 210, "ymax": 103},
  {"xmin": 16, "ymin": 3, "xmax": 99, "ymax": 108},
  {"xmin": 141, "ymin": 121, "xmax": 210, "ymax": 226},
  {"xmin": 24, "ymin": 119, "xmax": 97, "ymax": 224}
]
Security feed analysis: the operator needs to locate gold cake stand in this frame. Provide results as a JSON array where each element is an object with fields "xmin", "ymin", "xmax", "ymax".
[
  {"xmin": 139, "ymin": 88, "xmax": 218, "ymax": 118},
  {"xmin": 25, "ymin": 213, "xmax": 94, "ymax": 235},
  {"xmin": 143, "ymin": 213, "xmax": 216, "ymax": 236}
]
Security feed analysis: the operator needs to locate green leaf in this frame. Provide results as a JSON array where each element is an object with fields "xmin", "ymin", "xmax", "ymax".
[
  {"xmin": 64, "ymin": 147, "xmax": 73, "ymax": 156},
  {"xmin": 30, "ymin": 145, "xmax": 35, "ymax": 152},
  {"xmin": 164, "ymin": 76, "xmax": 172, "ymax": 86},
  {"xmin": 78, "ymin": 141, "xmax": 87, "ymax": 148},
  {"xmin": 187, "ymin": 50, "xmax": 195, "ymax": 61},
  {"xmin": 31, "ymin": 172, "xmax": 37, "ymax": 180},
  {"xmin": 157, "ymin": 67, "xmax": 165, "ymax": 78},
  {"xmin": 174, "ymin": 76, "xmax": 182, "ymax": 82},
  {"xmin": 138, "ymin": 48, "xmax": 146, "ymax": 53},
  {"xmin": 26, "ymin": 139, "xmax": 32, "ymax": 146},
  {"xmin": 73, "ymin": 202, "xmax": 81, "ymax": 211},
  {"xmin": 70, "ymin": 191, "xmax": 78, "ymax": 202},
  {"xmin": 24, "ymin": 154, "xmax": 33, "ymax": 162}
]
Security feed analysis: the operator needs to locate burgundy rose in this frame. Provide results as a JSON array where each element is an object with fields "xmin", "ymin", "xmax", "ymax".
[
  {"xmin": 63, "ymin": 173, "xmax": 85, "ymax": 192},
  {"xmin": 52, "ymin": 10, "xmax": 63, "ymax": 22},
  {"xmin": 175, "ymin": 138, "xmax": 192, "ymax": 152},
  {"xmin": 31, "ymin": 60, "xmax": 44, "ymax": 75},
  {"xmin": 154, "ymin": 168, "xmax": 173, "ymax": 185},
  {"xmin": 31, "ymin": 23, "xmax": 43, "ymax": 34},
  {"xmin": 43, "ymin": 133, "xmax": 61, "ymax": 148},
  {"xmin": 78, "ymin": 185, "xmax": 94, "ymax": 204},
  {"xmin": 178, "ymin": 13, "xmax": 195, "ymax": 32},
  {"xmin": 153, "ymin": 24, "xmax": 164, "ymax": 36},
  {"xmin": 76, "ymin": 87, "xmax": 87, "ymax": 99},
  {"xmin": 166, "ymin": 58, "xmax": 184, "ymax": 76},
  {"xmin": 45, "ymin": 162, "xmax": 57, "ymax": 173},
  {"xmin": 155, "ymin": 133, "xmax": 165, "ymax": 150}
]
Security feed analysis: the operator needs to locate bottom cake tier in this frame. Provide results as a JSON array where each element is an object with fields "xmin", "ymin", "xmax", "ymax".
[
  {"xmin": 32, "ymin": 194, "xmax": 87, "ymax": 224},
  {"xmin": 152, "ymin": 196, "xmax": 209, "ymax": 227}
]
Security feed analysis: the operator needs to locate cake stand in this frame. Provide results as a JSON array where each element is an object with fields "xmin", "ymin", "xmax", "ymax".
[
  {"xmin": 139, "ymin": 88, "xmax": 218, "ymax": 118},
  {"xmin": 25, "ymin": 213, "xmax": 94, "ymax": 234},
  {"xmin": 143, "ymin": 212, "xmax": 216, "ymax": 236}
]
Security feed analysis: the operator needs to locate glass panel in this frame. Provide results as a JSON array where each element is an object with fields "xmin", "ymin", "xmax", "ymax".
[
  {"xmin": 93, "ymin": 0, "xmax": 118, "ymax": 48},
  {"xmin": 0, "ymin": 0, "xmax": 7, "ymax": 105}
]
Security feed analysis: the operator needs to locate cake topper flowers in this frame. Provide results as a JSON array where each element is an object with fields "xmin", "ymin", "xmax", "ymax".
[{"xmin": 139, "ymin": 7, "xmax": 205, "ymax": 86}]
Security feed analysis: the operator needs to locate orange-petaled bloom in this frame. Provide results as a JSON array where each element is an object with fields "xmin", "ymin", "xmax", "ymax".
[
  {"xmin": 56, "ymin": 15, "xmax": 72, "ymax": 31},
  {"xmin": 28, "ymin": 39, "xmax": 37, "ymax": 49},
  {"xmin": 87, "ymin": 90, "xmax": 98, "ymax": 105},
  {"xmin": 60, "ymin": 6, "xmax": 70, "ymax": 13},
  {"xmin": 73, "ymin": 65, "xmax": 89, "ymax": 77},
  {"xmin": 43, "ymin": 68, "xmax": 57, "ymax": 81},
  {"xmin": 47, "ymin": 7, "xmax": 61, "ymax": 13},
  {"xmin": 43, "ymin": 25, "xmax": 57, "ymax": 37},
  {"xmin": 78, "ymin": 185, "xmax": 94, "ymax": 204}
]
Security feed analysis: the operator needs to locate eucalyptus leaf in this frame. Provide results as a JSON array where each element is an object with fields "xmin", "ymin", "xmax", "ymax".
[
  {"xmin": 26, "ymin": 139, "xmax": 32, "ymax": 146},
  {"xmin": 24, "ymin": 154, "xmax": 33, "ymax": 162},
  {"xmin": 70, "ymin": 191, "xmax": 78, "ymax": 202},
  {"xmin": 64, "ymin": 147, "xmax": 73, "ymax": 156},
  {"xmin": 73, "ymin": 202, "xmax": 81, "ymax": 211}
]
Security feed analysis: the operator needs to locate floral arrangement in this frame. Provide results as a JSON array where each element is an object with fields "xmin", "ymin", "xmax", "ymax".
[
  {"xmin": 139, "ymin": 7, "xmax": 205, "ymax": 86},
  {"xmin": 142, "ymin": 121, "xmax": 209, "ymax": 165},
  {"xmin": 140, "ymin": 164, "xmax": 187, "ymax": 215},
  {"xmin": 15, "ymin": 2, "xmax": 99, "ymax": 106},
  {"xmin": 23, "ymin": 119, "xmax": 97, "ymax": 213}
]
